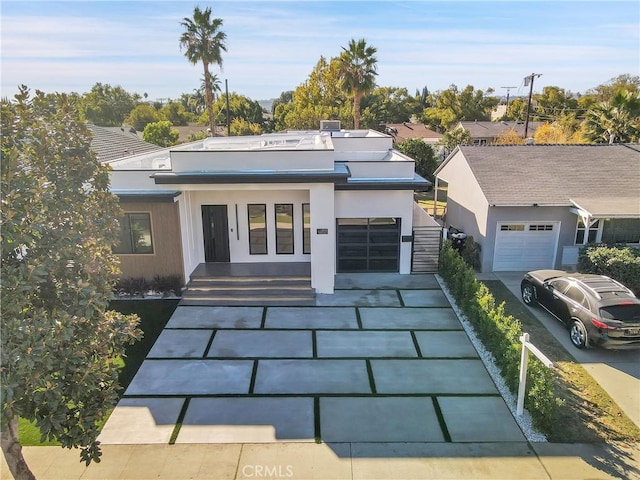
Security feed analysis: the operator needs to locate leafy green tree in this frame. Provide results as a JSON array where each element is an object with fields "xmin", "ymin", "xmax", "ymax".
[
  {"xmin": 80, "ymin": 83, "xmax": 140, "ymax": 126},
  {"xmin": 359, "ymin": 86, "xmax": 419, "ymax": 128},
  {"xmin": 142, "ymin": 120, "xmax": 180, "ymax": 146},
  {"xmin": 396, "ymin": 138, "xmax": 438, "ymax": 182},
  {"xmin": 586, "ymin": 74, "xmax": 640, "ymax": 102},
  {"xmin": 199, "ymin": 92, "xmax": 265, "ymax": 130},
  {"xmin": 439, "ymin": 127, "xmax": 472, "ymax": 156},
  {"xmin": 160, "ymin": 101, "xmax": 193, "ymax": 126},
  {"xmin": 1, "ymin": 87, "xmax": 141, "ymax": 479},
  {"xmin": 338, "ymin": 38, "xmax": 378, "ymax": 129},
  {"xmin": 422, "ymin": 84, "xmax": 499, "ymax": 132},
  {"xmin": 584, "ymin": 90, "xmax": 640, "ymax": 143},
  {"xmin": 230, "ymin": 118, "xmax": 263, "ymax": 136},
  {"xmin": 533, "ymin": 86, "xmax": 578, "ymax": 121},
  {"xmin": 493, "ymin": 128, "xmax": 525, "ymax": 145},
  {"xmin": 271, "ymin": 90, "xmax": 294, "ymax": 117},
  {"xmin": 180, "ymin": 6, "xmax": 227, "ymax": 136},
  {"xmin": 275, "ymin": 56, "xmax": 351, "ymax": 130},
  {"xmin": 125, "ymin": 103, "xmax": 163, "ymax": 131},
  {"xmin": 502, "ymin": 97, "xmax": 528, "ymax": 122}
]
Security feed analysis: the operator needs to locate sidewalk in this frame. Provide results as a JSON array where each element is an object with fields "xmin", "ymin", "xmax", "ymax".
[{"xmin": 3, "ymin": 441, "xmax": 639, "ymax": 479}]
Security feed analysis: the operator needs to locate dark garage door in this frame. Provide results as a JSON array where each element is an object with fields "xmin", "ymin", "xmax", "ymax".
[{"xmin": 337, "ymin": 218, "xmax": 401, "ymax": 272}]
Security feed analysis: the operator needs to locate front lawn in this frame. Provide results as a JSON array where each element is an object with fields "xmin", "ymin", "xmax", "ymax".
[
  {"xmin": 18, "ymin": 299, "xmax": 178, "ymax": 446},
  {"xmin": 484, "ymin": 280, "xmax": 640, "ymax": 442}
]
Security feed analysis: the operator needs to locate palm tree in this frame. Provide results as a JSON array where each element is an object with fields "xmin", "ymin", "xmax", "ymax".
[
  {"xmin": 180, "ymin": 6, "xmax": 227, "ymax": 135},
  {"xmin": 338, "ymin": 38, "xmax": 378, "ymax": 129},
  {"xmin": 584, "ymin": 90, "xmax": 640, "ymax": 143}
]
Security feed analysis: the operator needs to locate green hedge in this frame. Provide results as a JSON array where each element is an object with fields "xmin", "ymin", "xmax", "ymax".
[
  {"xmin": 578, "ymin": 244, "xmax": 640, "ymax": 295},
  {"xmin": 440, "ymin": 241, "xmax": 558, "ymax": 433}
]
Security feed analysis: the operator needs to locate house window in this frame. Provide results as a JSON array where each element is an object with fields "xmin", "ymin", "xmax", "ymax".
[
  {"xmin": 601, "ymin": 218, "xmax": 640, "ymax": 244},
  {"xmin": 529, "ymin": 224, "xmax": 553, "ymax": 231},
  {"xmin": 275, "ymin": 204, "xmax": 294, "ymax": 254},
  {"xmin": 114, "ymin": 213, "xmax": 153, "ymax": 254},
  {"xmin": 248, "ymin": 204, "xmax": 267, "ymax": 254},
  {"xmin": 500, "ymin": 224, "xmax": 525, "ymax": 231},
  {"xmin": 575, "ymin": 219, "xmax": 599, "ymax": 244},
  {"xmin": 302, "ymin": 203, "xmax": 311, "ymax": 254}
]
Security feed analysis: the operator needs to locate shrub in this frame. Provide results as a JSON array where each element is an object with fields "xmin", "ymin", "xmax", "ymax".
[
  {"xmin": 578, "ymin": 244, "xmax": 640, "ymax": 295},
  {"xmin": 151, "ymin": 274, "xmax": 184, "ymax": 297},
  {"xmin": 440, "ymin": 240, "xmax": 558, "ymax": 433},
  {"xmin": 460, "ymin": 235, "xmax": 481, "ymax": 271},
  {"xmin": 115, "ymin": 277, "xmax": 150, "ymax": 297}
]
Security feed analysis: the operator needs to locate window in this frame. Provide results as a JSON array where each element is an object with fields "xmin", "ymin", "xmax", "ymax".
[
  {"xmin": 336, "ymin": 217, "xmax": 400, "ymax": 272},
  {"xmin": 500, "ymin": 224, "xmax": 525, "ymax": 231},
  {"xmin": 302, "ymin": 203, "xmax": 311, "ymax": 254},
  {"xmin": 575, "ymin": 218, "xmax": 599, "ymax": 245},
  {"xmin": 114, "ymin": 213, "xmax": 153, "ymax": 254},
  {"xmin": 548, "ymin": 278, "xmax": 570, "ymax": 293},
  {"xmin": 601, "ymin": 218, "xmax": 640, "ymax": 244},
  {"xmin": 529, "ymin": 224, "xmax": 553, "ymax": 231},
  {"xmin": 275, "ymin": 204, "xmax": 294, "ymax": 254},
  {"xmin": 565, "ymin": 286, "xmax": 589, "ymax": 308},
  {"xmin": 248, "ymin": 204, "xmax": 267, "ymax": 254}
]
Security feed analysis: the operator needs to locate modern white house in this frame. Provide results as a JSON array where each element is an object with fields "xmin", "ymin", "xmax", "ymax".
[{"xmin": 106, "ymin": 122, "xmax": 438, "ymax": 299}]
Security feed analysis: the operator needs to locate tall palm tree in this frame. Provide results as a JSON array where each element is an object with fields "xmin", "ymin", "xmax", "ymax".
[
  {"xmin": 338, "ymin": 38, "xmax": 378, "ymax": 129},
  {"xmin": 584, "ymin": 90, "xmax": 640, "ymax": 143},
  {"xmin": 180, "ymin": 6, "xmax": 227, "ymax": 135}
]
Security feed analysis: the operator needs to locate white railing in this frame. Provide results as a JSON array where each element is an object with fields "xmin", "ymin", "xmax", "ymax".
[{"xmin": 517, "ymin": 333, "xmax": 554, "ymax": 416}]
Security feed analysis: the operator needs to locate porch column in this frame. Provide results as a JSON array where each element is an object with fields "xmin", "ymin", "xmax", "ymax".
[{"xmin": 309, "ymin": 184, "xmax": 335, "ymax": 294}]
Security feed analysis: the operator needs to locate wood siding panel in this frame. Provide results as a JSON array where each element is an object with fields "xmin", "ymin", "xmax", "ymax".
[{"xmin": 118, "ymin": 201, "xmax": 184, "ymax": 281}]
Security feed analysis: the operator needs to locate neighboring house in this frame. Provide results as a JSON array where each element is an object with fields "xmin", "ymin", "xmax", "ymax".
[
  {"xmin": 88, "ymin": 124, "xmax": 162, "ymax": 162},
  {"xmin": 434, "ymin": 144, "xmax": 640, "ymax": 272},
  {"xmin": 456, "ymin": 121, "xmax": 543, "ymax": 145},
  {"xmin": 107, "ymin": 122, "xmax": 436, "ymax": 294},
  {"xmin": 382, "ymin": 122, "xmax": 443, "ymax": 145}
]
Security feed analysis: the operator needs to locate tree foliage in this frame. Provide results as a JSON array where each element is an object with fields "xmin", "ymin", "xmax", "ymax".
[
  {"xmin": 180, "ymin": 6, "xmax": 227, "ymax": 136},
  {"xmin": 199, "ymin": 92, "xmax": 265, "ymax": 130},
  {"xmin": 533, "ymin": 122, "xmax": 571, "ymax": 144},
  {"xmin": 338, "ymin": 38, "xmax": 378, "ymax": 129},
  {"xmin": 230, "ymin": 118, "xmax": 263, "ymax": 136},
  {"xmin": 1, "ymin": 87, "xmax": 141, "ymax": 479},
  {"xmin": 396, "ymin": 138, "xmax": 438, "ymax": 182},
  {"xmin": 142, "ymin": 120, "xmax": 180, "ymax": 147},
  {"xmin": 160, "ymin": 101, "xmax": 194, "ymax": 126},
  {"xmin": 422, "ymin": 84, "xmax": 499, "ymax": 132},
  {"xmin": 359, "ymin": 87, "xmax": 419, "ymax": 128},
  {"xmin": 80, "ymin": 83, "xmax": 140, "ymax": 126},
  {"xmin": 274, "ymin": 56, "xmax": 352, "ymax": 131},
  {"xmin": 584, "ymin": 90, "xmax": 640, "ymax": 143},
  {"xmin": 493, "ymin": 128, "xmax": 525, "ymax": 145},
  {"xmin": 126, "ymin": 103, "xmax": 162, "ymax": 131},
  {"xmin": 439, "ymin": 127, "xmax": 472, "ymax": 156}
]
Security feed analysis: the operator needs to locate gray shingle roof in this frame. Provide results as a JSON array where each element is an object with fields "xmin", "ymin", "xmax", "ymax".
[
  {"xmin": 454, "ymin": 144, "xmax": 640, "ymax": 207},
  {"xmin": 458, "ymin": 121, "xmax": 543, "ymax": 138},
  {"xmin": 88, "ymin": 124, "xmax": 162, "ymax": 162}
]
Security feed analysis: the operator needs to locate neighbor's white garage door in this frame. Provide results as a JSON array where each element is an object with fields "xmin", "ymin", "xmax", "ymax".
[{"xmin": 493, "ymin": 222, "xmax": 559, "ymax": 271}]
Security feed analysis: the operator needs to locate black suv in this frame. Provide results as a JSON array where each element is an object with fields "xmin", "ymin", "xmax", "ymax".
[{"xmin": 521, "ymin": 270, "xmax": 640, "ymax": 350}]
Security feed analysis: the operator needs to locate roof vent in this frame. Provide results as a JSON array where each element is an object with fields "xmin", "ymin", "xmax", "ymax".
[
  {"xmin": 525, "ymin": 137, "xmax": 534, "ymax": 145},
  {"xmin": 320, "ymin": 120, "xmax": 341, "ymax": 132}
]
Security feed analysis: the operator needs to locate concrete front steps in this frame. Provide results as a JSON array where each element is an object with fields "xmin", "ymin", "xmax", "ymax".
[{"xmin": 180, "ymin": 276, "xmax": 316, "ymax": 306}]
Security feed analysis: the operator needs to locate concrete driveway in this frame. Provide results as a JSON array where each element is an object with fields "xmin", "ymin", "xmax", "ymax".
[
  {"xmin": 99, "ymin": 273, "xmax": 526, "ymax": 445},
  {"xmin": 491, "ymin": 271, "xmax": 640, "ymax": 428}
]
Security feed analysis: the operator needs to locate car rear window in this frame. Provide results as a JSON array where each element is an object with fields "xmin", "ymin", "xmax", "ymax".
[{"xmin": 600, "ymin": 304, "xmax": 640, "ymax": 323}]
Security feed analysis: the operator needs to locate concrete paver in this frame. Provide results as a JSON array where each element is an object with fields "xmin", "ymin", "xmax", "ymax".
[
  {"xmin": 166, "ymin": 306, "xmax": 263, "ymax": 328},
  {"xmin": 208, "ymin": 330, "xmax": 312, "ymax": 358},
  {"xmin": 437, "ymin": 396, "xmax": 526, "ymax": 442},
  {"xmin": 399, "ymin": 289, "xmax": 451, "ymax": 307},
  {"xmin": 320, "ymin": 397, "xmax": 444, "ymax": 442},
  {"xmin": 254, "ymin": 359, "xmax": 371, "ymax": 394},
  {"xmin": 147, "ymin": 329, "xmax": 211, "ymax": 358},
  {"xmin": 316, "ymin": 290, "xmax": 401, "ymax": 307},
  {"xmin": 265, "ymin": 306, "xmax": 359, "ymax": 329},
  {"xmin": 98, "ymin": 398, "xmax": 185, "ymax": 444},
  {"xmin": 316, "ymin": 331, "xmax": 418, "ymax": 358},
  {"xmin": 359, "ymin": 307, "xmax": 462, "ymax": 330},
  {"xmin": 371, "ymin": 359, "xmax": 498, "ymax": 394},
  {"xmin": 414, "ymin": 331, "xmax": 479, "ymax": 357},
  {"xmin": 125, "ymin": 359, "xmax": 254, "ymax": 395},
  {"xmin": 177, "ymin": 397, "xmax": 315, "ymax": 443},
  {"xmin": 335, "ymin": 273, "xmax": 440, "ymax": 289}
]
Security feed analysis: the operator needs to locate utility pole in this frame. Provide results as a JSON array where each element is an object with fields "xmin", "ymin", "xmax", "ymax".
[
  {"xmin": 523, "ymin": 73, "xmax": 542, "ymax": 139},
  {"xmin": 501, "ymin": 86, "xmax": 517, "ymax": 109},
  {"xmin": 225, "ymin": 79, "xmax": 231, "ymax": 137}
]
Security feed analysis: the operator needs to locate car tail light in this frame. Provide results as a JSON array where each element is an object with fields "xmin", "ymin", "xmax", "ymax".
[{"xmin": 591, "ymin": 318, "xmax": 616, "ymax": 330}]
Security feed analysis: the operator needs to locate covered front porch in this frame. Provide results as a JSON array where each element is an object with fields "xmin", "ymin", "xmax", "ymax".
[{"xmin": 180, "ymin": 262, "xmax": 315, "ymax": 306}]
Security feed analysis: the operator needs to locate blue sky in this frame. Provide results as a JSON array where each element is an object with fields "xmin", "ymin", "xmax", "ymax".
[{"xmin": 2, "ymin": 1, "xmax": 639, "ymax": 101}]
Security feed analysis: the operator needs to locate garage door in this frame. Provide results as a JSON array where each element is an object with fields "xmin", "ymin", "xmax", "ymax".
[
  {"xmin": 337, "ymin": 218, "xmax": 400, "ymax": 272},
  {"xmin": 493, "ymin": 222, "xmax": 558, "ymax": 271}
]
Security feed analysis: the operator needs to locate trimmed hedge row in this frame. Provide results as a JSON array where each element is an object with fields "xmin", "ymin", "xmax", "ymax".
[
  {"xmin": 578, "ymin": 244, "xmax": 640, "ymax": 296},
  {"xmin": 115, "ymin": 274, "xmax": 183, "ymax": 298},
  {"xmin": 440, "ymin": 241, "xmax": 558, "ymax": 433}
]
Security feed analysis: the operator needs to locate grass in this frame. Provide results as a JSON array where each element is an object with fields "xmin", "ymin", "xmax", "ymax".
[
  {"xmin": 484, "ymin": 280, "xmax": 640, "ymax": 443},
  {"xmin": 415, "ymin": 190, "xmax": 446, "ymax": 217},
  {"xmin": 18, "ymin": 299, "xmax": 179, "ymax": 446}
]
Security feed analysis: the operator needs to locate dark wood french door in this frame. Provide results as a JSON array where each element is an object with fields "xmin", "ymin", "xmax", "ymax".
[{"xmin": 202, "ymin": 205, "xmax": 230, "ymax": 262}]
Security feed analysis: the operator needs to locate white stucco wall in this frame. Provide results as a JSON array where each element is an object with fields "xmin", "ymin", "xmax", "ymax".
[{"xmin": 170, "ymin": 150, "xmax": 334, "ymax": 172}]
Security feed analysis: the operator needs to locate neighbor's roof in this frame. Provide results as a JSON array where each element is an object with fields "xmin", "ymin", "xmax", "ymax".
[
  {"xmin": 88, "ymin": 124, "xmax": 162, "ymax": 162},
  {"xmin": 385, "ymin": 122, "xmax": 442, "ymax": 142},
  {"xmin": 438, "ymin": 144, "xmax": 640, "ymax": 209},
  {"xmin": 458, "ymin": 121, "xmax": 543, "ymax": 138}
]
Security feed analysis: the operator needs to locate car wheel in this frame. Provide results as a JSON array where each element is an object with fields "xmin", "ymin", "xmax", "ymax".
[
  {"xmin": 570, "ymin": 320, "xmax": 589, "ymax": 349},
  {"xmin": 521, "ymin": 282, "xmax": 537, "ymax": 306}
]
